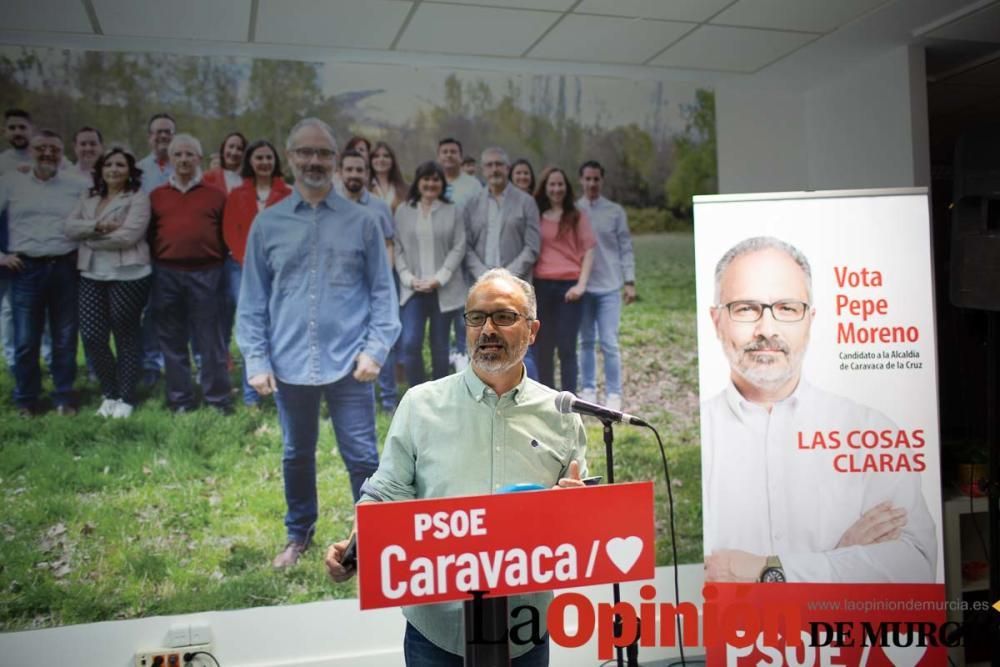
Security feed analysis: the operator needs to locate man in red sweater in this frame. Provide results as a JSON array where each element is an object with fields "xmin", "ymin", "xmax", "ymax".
[{"xmin": 149, "ymin": 133, "xmax": 232, "ymax": 413}]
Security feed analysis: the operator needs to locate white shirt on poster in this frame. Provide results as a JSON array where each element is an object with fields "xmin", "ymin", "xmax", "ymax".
[{"xmin": 701, "ymin": 379, "xmax": 937, "ymax": 583}]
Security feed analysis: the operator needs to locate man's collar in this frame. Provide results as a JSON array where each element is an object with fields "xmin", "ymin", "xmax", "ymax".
[
  {"xmin": 487, "ymin": 182, "xmax": 511, "ymax": 200},
  {"xmin": 291, "ymin": 184, "xmax": 342, "ymax": 211},
  {"xmin": 168, "ymin": 170, "xmax": 202, "ymax": 193},
  {"xmin": 29, "ymin": 168, "xmax": 57, "ymax": 184},
  {"xmin": 462, "ymin": 363, "xmax": 528, "ymax": 403},
  {"xmin": 724, "ymin": 376, "xmax": 806, "ymax": 417}
]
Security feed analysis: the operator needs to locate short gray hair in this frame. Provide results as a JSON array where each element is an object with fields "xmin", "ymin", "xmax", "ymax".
[
  {"xmin": 480, "ymin": 146, "xmax": 509, "ymax": 166},
  {"xmin": 714, "ymin": 236, "xmax": 812, "ymax": 304},
  {"xmin": 469, "ymin": 268, "xmax": 536, "ymax": 320},
  {"xmin": 286, "ymin": 117, "xmax": 337, "ymax": 152},
  {"xmin": 168, "ymin": 133, "xmax": 202, "ymax": 157}
]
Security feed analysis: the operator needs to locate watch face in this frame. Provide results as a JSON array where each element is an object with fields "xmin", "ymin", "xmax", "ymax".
[{"xmin": 761, "ymin": 567, "xmax": 786, "ymax": 583}]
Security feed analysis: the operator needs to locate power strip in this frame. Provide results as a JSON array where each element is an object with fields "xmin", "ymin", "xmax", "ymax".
[{"xmin": 135, "ymin": 643, "xmax": 214, "ymax": 667}]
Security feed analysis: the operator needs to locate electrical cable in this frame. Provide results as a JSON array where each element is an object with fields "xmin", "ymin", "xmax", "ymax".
[{"xmin": 642, "ymin": 422, "xmax": 686, "ymax": 667}]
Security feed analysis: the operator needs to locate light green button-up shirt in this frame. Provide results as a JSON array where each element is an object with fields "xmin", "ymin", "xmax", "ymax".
[{"xmin": 361, "ymin": 364, "xmax": 588, "ymax": 658}]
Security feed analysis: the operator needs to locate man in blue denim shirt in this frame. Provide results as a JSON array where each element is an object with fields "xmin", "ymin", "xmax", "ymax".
[{"xmin": 237, "ymin": 118, "xmax": 400, "ymax": 569}]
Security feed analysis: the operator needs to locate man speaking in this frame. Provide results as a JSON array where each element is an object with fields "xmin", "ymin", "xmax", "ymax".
[
  {"xmin": 326, "ymin": 268, "xmax": 587, "ymax": 665},
  {"xmin": 701, "ymin": 236, "xmax": 936, "ymax": 584}
]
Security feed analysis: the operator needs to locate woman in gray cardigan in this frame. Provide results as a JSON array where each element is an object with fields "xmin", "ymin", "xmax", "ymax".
[
  {"xmin": 394, "ymin": 161, "xmax": 467, "ymax": 386},
  {"xmin": 65, "ymin": 148, "xmax": 151, "ymax": 418}
]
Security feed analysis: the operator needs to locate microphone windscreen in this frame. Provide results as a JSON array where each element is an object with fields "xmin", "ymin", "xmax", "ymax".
[{"xmin": 554, "ymin": 391, "xmax": 576, "ymax": 414}]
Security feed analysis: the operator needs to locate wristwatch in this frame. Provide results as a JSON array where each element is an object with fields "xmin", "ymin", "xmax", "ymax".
[{"xmin": 759, "ymin": 555, "xmax": 786, "ymax": 582}]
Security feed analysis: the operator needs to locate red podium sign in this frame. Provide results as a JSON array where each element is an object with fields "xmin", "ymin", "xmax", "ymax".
[{"xmin": 356, "ymin": 482, "xmax": 656, "ymax": 610}]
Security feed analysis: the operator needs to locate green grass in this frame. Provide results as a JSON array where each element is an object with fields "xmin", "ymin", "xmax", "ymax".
[{"xmin": 0, "ymin": 231, "xmax": 701, "ymax": 630}]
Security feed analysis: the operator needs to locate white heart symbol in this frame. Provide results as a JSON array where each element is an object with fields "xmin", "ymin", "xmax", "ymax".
[
  {"xmin": 605, "ymin": 536, "xmax": 643, "ymax": 574},
  {"xmin": 882, "ymin": 641, "xmax": 927, "ymax": 667}
]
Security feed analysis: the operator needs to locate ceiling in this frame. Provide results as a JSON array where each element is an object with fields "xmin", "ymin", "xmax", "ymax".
[
  {"xmin": 0, "ymin": 0, "xmax": 1000, "ymax": 80},
  {"xmin": 0, "ymin": 0, "xmax": 996, "ymax": 87}
]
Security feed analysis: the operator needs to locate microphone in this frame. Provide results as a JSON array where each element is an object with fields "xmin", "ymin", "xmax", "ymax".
[{"xmin": 554, "ymin": 391, "xmax": 648, "ymax": 426}]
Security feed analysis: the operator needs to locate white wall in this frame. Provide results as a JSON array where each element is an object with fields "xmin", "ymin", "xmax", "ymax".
[
  {"xmin": 717, "ymin": 45, "xmax": 931, "ymax": 194},
  {"xmin": 716, "ymin": 83, "xmax": 808, "ymax": 194}
]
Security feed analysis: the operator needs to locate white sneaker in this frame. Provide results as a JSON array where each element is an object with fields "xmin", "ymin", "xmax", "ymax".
[
  {"xmin": 579, "ymin": 388, "xmax": 597, "ymax": 403},
  {"xmin": 453, "ymin": 353, "xmax": 469, "ymax": 372},
  {"xmin": 606, "ymin": 393, "xmax": 622, "ymax": 411},
  {"xmin": 96, "ymin": 398, "xmax": 118, "ymax": 418},
  {"xmin": 110, "ymin": 401, "xmax": 134, "ymax": 419}
]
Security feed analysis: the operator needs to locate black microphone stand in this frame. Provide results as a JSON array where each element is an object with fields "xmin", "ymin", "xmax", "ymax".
[{"xmin": 602, "ymin": 418, "xmax": 640, "ymax": 667}]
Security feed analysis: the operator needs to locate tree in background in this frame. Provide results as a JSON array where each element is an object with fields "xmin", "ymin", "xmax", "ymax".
[
  {"xmin": 246, "ymin": 59, "xmax": 325, "ymax": 154},
  {"xmin": 666, "ymin": 89, "xmax": 717, "ymax": 220},
  {"xmin": 0, "ymin": 47, "xmax": 717, "ymax": 221}
]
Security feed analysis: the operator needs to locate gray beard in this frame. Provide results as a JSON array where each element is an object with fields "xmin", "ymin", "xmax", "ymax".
[
  {"xmin": 471, "ymin": 338, "xmax": 528, "ymax": 375},
  {"xmin": 299, "ymin": 171, "xmax": 330, "ymax": 189}
]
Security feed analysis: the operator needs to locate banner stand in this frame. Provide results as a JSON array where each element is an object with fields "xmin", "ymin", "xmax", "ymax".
[{"xmin": 464, "ymin": 592, "xmax": 509, "ymax": 666}]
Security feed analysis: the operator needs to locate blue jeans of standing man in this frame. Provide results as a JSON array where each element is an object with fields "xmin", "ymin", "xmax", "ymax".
[
  {"xmin": 11, "ymin": 254, "xmax": 79, "ymax": 409},
  {"xmin": 274, "ymin": 374, "xmax": 380, "ymax": 544},
  {"xmin": 225, "ymin": 256, "xmax": 260, "ymax": 406},
  {"xmin": 139, "ymin": 272, "xmax": 163, "ymax": 376},
  {"xmin": 403, "ymin": 623, "xmax": 549, "ymax": 667},
  {"xmin": 579, "ymin": 289, "xmax": 623, "ymax": 397},
  {"xmin": 0, "ymin": 279, "xmax": 13, "ymax": 366},
  {"xmin": 377, "ymin": 346, "xmax": 398, "ymax": 409},
  {"xmin": 376, "ymin": 270, "xmax": 400, "ymax": 410},
  {"xmin": 400, "ymin": 292, "xmax": 453, "ymax": 386}
]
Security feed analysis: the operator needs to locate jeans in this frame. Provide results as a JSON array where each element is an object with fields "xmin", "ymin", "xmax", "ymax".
[
  {"xmin": 403, "ymin": 623, "xmax": 549, "ymax": 667},
  {"xmin": 0, "ymin": 279, "xmax": 13, "ymax": 366},
  {"xmin": 274, "ymin": 374, "xmax": 379, "ymax": 543},
  {"xmin": 11, "ymin": 254, "xmax": 79, "ymax": 408},
  {"xmin": 225, "ymin": 257, "xmax": 260, "ymax": 406},
  {"xmin": 533, "ymin": 279, "xmax": 583, "ymax": 393},
  {"xmin": 1, "ymin": 277, "xmax": 50, "ymax": 368},
  {"xmin": 376, "ymin": 269, "xmax": 400, "ymax": 409},
  {"xmin": 579, "ymin": 289, "xmax": 622, "ymax": 396},
  {"xmin": 139, "ymin": 271, "xmax": 163, "ymax": 374},
  {"xmin": 523, "ymin": 346, "xmax": 538, "ymax": 381},
  {"xmin": 376, "ymin": 346, "xmax": 398, "ymax": 408},
  {"xmin": 400, "ymin": 293, "xmax": 454, "ymax": 387},
  {"xmin": 451, "ymin": 309, "xmax": 466, "ymax": 356},
  {"xmin": 151, "ymin": 265, "xmax": 231, "ymax": 410}
]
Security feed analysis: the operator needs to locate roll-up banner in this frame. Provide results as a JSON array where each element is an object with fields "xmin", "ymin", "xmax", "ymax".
[{"xmin": 693, "ymin": 188, "xmax": 946, "ymax": 666}]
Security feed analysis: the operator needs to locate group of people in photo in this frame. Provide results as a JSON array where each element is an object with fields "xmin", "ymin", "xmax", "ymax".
[
  {"xmin": 0, "ymin": 106, "xmax": 638, "ymax": 573},
  {"xmin": 0, "ymin": 106, "xmax": 637, "ymax": 419}
]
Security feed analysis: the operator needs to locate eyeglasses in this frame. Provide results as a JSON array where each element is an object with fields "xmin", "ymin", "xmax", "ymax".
[
  {"xmin": 32, "ymin": 145, "xmax": 62, "ymax": 155},
  {"xmin": 463, "ymin": 310, "xmax": 531, "ymax": 327},
  {"xmin": 291, "ymin": 147, "xmax": 336, "ymax": 160},
  {"xmin": 720, "ymin": 300, "xmax": 810, "ymax": 323},
  {"xmin": 483, "ymin": 161, "xmax": 507, "ymax": 169}
]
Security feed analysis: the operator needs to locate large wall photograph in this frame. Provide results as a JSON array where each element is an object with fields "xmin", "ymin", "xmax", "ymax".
[{"xmin": 0, "ymin": 44, "xmax": 714, "ymax": 629}]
